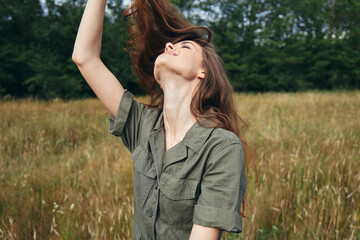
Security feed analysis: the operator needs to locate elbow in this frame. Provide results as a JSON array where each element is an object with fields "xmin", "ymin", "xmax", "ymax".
[
  {"xmin": 72, "ymin": 53, "xmax": 98, "ymax": 66},
  {"xmin": 72, "ymin": 50, "xmax": 81, "ymax": 65},
  {"xmin": 72, "ymin": 52, "xmax": 85, "ymax": 66},
  {"xmin": 72, "ymin": 45, "xmax": 100, "ymax": 65},
  {"xmin": 72, "ymin": 54, "xmax": 79, "ymax": 65}
]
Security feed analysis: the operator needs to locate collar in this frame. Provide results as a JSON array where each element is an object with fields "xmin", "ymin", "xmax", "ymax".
[{"xmin": 151, "ymin": 111, "xmax": 216, "ymax": 153}]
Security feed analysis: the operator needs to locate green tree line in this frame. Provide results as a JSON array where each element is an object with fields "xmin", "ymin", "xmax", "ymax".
[{"xmin": 0, "ymin": 0, "xmax": 359, "ymax": 99}]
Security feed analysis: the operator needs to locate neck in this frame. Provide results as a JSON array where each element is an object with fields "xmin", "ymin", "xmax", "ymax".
[{"xmin": 160, "ymin": 74, "xmax": 199, "ymax": 150}]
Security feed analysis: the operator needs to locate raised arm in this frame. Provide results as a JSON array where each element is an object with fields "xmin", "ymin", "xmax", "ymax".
[{"xmin": 72, "ymin": 0, "xmax": 125, "ymax": 117}]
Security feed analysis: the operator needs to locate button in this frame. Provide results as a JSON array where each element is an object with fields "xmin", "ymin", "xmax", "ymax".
[
  {"xmin": 154, "ymin": 182, "xmax": 158, "ymax": 189},
  {"xmin": 146, "ymin": 209, "xmax": 153, "ymax": 218},
  {"xmin": 147, "ymin": 235, "xmax": 153, "ymax": 240}
]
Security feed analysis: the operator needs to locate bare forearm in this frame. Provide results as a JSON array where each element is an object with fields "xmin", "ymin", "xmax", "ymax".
[
  {"xmin": 72, "ymin": 0, "xmax": 107, "ymax": 64},
  {"xmin": 189, "ymin": 224, "xmax": 219, "ymax": 240}
]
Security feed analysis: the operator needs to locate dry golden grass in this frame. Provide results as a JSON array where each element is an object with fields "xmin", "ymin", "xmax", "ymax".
[{"xmin": 0, "ymin": 91, "xmax": 359, "ymax": 239}]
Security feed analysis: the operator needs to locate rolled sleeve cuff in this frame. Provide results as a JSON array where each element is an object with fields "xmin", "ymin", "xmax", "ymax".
[
  {"xmin": 193, "ymin": 204, "xmax": 243, "ymax": 233},
  {"xmin": 108, "ymin": 90, "xmax": 133, "ymax": 136}
]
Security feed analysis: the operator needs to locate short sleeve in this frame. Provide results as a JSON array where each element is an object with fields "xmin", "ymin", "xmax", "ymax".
[
  {"xmin": 108, "ymin": 89, "xmax": 150, "ymax": 152},
  {"xmin": 193, "ymin": 142, "xmax": 247, "ymax": 233}
]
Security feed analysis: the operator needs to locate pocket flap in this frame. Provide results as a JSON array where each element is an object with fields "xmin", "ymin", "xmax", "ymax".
[
  {"xmin": 159, "ymin": 172, "xmax": 199, "ymax": 200},
  {"xmin": 131, "ymin": 146, "xmax": 157, "ymax": 179}
]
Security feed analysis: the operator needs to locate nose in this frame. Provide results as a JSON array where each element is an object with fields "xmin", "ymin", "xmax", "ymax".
[{"xmin": 165, "ymin": 42, "xmax": 174, "ymax": 52}]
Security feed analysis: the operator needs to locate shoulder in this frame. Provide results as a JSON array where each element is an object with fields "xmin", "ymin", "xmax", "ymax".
[
  {"xmin": 198, "ymin": 127, "xmax": 245, "ymax": 178},
  {"xmin": 203, "ymin": 127, "xmax": 243, "ymax": 160},
  {"xmin": 208, "ymin": 127, "xmax": 242, "ymax": 148}
]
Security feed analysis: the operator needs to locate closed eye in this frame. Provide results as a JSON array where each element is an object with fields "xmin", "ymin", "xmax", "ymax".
[{"xmin": 181, "ymin": 44, "xmax": 191, "ymax": 49}]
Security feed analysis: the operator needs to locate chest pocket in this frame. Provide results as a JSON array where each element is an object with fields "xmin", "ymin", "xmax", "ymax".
[
  {"xmin": 131, "ymin": 145, "xmax": 157, "ymax": 207},
  {"xmin": 158, "ymin": 172, "xmax": 199, "ymax": 227}
]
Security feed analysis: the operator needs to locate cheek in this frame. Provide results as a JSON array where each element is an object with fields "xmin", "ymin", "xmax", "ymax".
[
  {"xmin": 190, "ymin": 55, "xmax": 204, "ymax": 73},
  {"xmin": 181, "ymin": 55, "xmax": 203, "ymax": 78},
  {"xmin": 180, "ymin": 57, "xmax": 198, "ymax": 73}
]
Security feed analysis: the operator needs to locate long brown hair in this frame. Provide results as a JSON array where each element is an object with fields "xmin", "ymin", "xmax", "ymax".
[{"xmin": 124, "ymin": 0, "xmax": 256, "ymax": 216}]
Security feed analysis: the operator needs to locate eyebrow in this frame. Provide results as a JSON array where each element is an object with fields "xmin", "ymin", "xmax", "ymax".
[{"xmin": 181, "ymin": 41, "xmax": 197, "ymax": 48}]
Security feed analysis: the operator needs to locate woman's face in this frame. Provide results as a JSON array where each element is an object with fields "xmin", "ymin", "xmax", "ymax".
[{"xmin": 154, "ymin": 40, "xmax": 205, "ymax": 83}]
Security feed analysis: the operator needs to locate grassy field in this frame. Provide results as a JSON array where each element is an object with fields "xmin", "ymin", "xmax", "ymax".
[{"xmin": 0, "ymin": 91, "xmax": 359, "ymax": 239}]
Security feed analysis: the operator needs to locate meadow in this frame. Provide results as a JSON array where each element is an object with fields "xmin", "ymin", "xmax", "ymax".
[{"xmin": 0, "ymin": 91, "xmax": 359, "ymax": 239}]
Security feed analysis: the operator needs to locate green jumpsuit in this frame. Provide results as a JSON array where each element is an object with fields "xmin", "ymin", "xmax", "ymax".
[{"xmin": 109, "ymin": 89, "xmax": 247, "ymax": 240}]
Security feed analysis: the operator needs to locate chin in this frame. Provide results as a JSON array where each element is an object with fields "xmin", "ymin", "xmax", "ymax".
[
  {"xmin": 155, "ymin": 54, "xmax": 166, "ymax": 67},
  {"xmin": 154, "ymin": 63, "xmax": 160, "ymax": 81},
  {"xmin": 154, "ymin": 56, "xmax": 168, "ymax": 80}
]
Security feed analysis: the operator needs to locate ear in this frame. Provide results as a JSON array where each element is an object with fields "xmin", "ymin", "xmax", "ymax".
[{"xmin": 197, "ymin": 70, "xmax": 206, "ymax": 80}]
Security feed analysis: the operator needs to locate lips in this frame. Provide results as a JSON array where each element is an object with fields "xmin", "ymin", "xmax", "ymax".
[{"xmin": 164, "ymin": 50, "xmax": 177, "ymax": 56}]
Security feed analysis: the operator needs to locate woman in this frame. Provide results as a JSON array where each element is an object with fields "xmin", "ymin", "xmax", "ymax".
[{"xmin": 72, "ymin": 0, "xmax": 252, "ymax": 239}]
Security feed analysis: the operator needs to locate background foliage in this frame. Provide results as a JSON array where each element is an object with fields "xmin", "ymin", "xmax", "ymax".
[{"xmin": 0, "ymin": 0, "xmax": 359, "ymax": 98}]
